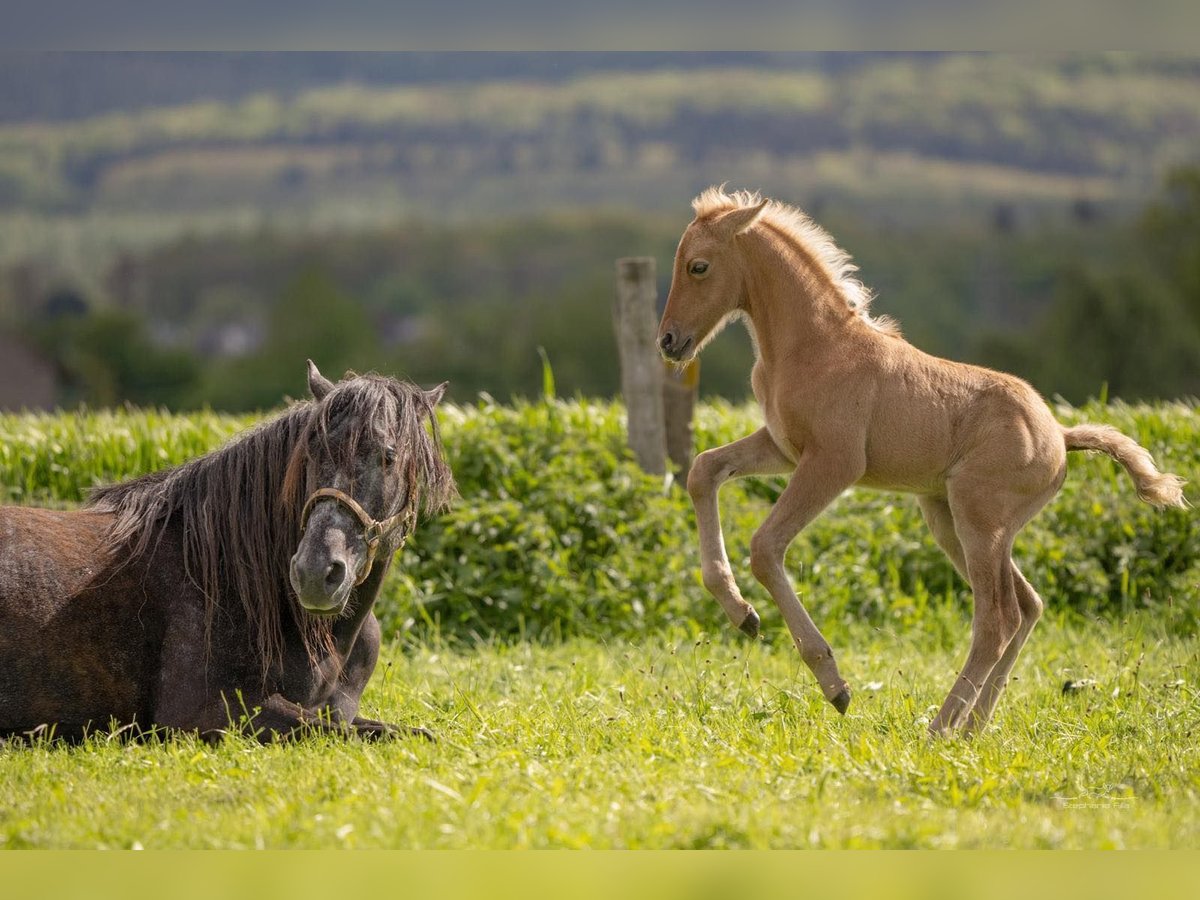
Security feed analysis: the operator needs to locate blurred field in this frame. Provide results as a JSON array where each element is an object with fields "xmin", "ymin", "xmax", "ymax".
[{"xmin": 3, "ymin": 54, "xmax": 1199, "ymax": 280}]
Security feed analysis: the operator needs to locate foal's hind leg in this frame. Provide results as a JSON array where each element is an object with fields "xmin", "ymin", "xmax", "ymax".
[
  {"xmin": 920, "ymin": 496, "xmax": 1034, "ymax": 733},
  {"xmin": 964, "ymin": 561, "xmax": 1043, "ymax": 732},
  {"xmin": 688, "ymin": 428, "xmax": 793, "ymax": 637},
  {"xmin": 928, "ymin": 493, "xmax": 1023, "ymax": 736},
  {"xmin": 918, "ymin": 496, "xmax": 969, "ymax": 580}
]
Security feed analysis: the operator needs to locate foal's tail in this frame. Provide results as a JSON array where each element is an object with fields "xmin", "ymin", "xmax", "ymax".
[{"xmin": 1063, "ymin": 424, "xmax": 1188, "ymax": 508}]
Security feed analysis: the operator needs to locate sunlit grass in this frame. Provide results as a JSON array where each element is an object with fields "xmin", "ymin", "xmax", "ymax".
[{"xmin": 1, "ymin": 614, "xmax": 1196, "ymax": 849}]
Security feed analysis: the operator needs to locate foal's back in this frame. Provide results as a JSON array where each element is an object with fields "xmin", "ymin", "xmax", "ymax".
[{"xmin": 849, "ymin": 331, "xmax": 1067, "ymax": 498}]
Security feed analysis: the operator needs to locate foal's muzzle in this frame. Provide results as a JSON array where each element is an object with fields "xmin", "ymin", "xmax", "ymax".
[{"xmin": 658, "ymin": 327, "xmax": 694, "ymax": 362}]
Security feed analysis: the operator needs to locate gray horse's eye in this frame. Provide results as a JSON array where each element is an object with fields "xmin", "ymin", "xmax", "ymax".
[{"xmin": 383, "ymin": 447, "xmax": 397, "ymax": 467}]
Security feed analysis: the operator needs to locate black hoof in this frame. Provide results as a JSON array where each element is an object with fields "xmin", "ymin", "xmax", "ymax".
[
  {"xmin": 830, "ymin": 688, "xmax": 851, "ymax": 715},
  {"xmin": 360, "ymin": 722, "xmax": 436, "ymax": 742},
  {"xmin": 738, "ymin": 610, "xmax": 761, "ymax": 638}
]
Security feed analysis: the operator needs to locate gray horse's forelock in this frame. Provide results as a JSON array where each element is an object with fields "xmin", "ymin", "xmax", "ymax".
[{"xmin": 88, "ymin": 374, "xmax": 455, "ymax": 684}]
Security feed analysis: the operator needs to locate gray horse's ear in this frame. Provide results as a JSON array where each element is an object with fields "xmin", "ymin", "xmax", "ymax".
[
  {"xmin": 307, "ymin": 359, "xmax": 335, "ymax": 400},
  {"xmin": 714, "ymin": 198, "xmax": 768, "ymax": 238},
  {"xmin": 424, "ymin": 382, "xmax": 449, "ymax": 407}
]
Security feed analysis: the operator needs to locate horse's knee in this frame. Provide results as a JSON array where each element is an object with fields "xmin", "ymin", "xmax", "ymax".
[
  {"xmin": 1016, "ymin": 586, "xmax": 1044, "ymax": 626},
  {"xmin": 748, "ymin": 531, "xmax": 782, "ymax": 586},
  {"xmin": 687, "ymin": 450, "xmax": 722, "ymax": 501}
]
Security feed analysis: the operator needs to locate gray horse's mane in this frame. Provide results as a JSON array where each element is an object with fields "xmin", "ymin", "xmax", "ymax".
[{"xmin": 88, "ymin": 374, "xmax": 456, "ymax": 682}]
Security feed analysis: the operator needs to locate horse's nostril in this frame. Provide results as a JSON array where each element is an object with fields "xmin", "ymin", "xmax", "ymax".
[
  {"xmin": 324, "ymin": 561, "xmax": 346, "ymax": 591},
  {"xmin": 660, "ymin": 331, "xmax": 674, "ymax": 351}
]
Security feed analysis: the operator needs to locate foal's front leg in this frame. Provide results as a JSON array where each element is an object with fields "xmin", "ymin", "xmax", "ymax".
[
  {"xmin": 749, "ymin": 450, "xmax": 864, "ymax": 713},
  {"xmin": 687, "ymin": 428, "xmax": 793, "ymax": 637}
]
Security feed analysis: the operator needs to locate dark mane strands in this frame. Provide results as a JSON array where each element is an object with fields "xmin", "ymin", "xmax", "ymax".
[{"xmin": 88, "ymin": 374, "xmax": 455, "ymax": 683}]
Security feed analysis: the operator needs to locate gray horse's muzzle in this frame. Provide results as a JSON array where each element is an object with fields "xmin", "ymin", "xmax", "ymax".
[{"xmin": 289, "ymin": 519, "xmax": 356, "ymax": 616}]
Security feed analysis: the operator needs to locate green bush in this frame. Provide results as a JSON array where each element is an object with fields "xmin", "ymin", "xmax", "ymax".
[{"xmin": 1, "ymin": 398, "xmax": 1195, "ymax": 642}]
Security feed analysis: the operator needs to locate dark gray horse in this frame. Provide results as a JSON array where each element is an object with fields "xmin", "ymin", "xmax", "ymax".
[{"xmin": 0, "ymin": 362, "xmax": 455, "ymax": 742}]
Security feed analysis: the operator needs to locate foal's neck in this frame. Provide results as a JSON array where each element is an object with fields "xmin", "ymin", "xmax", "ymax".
[{"xmin": 740, "ymin": 228, "xmax": 863, "ymax": 365}]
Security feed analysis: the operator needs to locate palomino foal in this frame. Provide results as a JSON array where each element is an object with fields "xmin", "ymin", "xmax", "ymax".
[{"xmin": 658, "ymin": 186, "xmax": 1187, "ymax": 735}]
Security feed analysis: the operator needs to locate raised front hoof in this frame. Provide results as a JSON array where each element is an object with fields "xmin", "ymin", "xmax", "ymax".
[
  {"xmin": 738, "ymin": 610, "xmax": 761, "ymax": 638},
  {"xmin": 830, "ymin": 688, "xmax": 852, "ymax": 716}
]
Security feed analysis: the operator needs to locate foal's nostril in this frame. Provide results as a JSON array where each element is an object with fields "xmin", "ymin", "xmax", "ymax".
[
  {"xmin": 660, "ymin": 331, "xmax": 675, "ymax": 352},
  {"xmin": 324, "ymin": 560, "xmax": 346, "ymax": 591}
]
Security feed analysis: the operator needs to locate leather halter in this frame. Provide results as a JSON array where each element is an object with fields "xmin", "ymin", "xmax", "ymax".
[{"xmin": 299, "ymin": 487, "xmax": 416, "ymax": 585}]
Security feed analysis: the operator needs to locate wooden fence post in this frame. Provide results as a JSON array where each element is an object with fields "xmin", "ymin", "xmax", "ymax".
[
  {"xmin": 614, "ymin": 257, "xmax": 667, "ymax": 475},
  {"xmin": 663, "ymin": 357, "xmax": 699, "ymax": 478}
]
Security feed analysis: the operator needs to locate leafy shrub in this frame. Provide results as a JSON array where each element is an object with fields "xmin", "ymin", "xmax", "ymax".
[
  {"xmin": 1, "ymin": 398, "xmax": 1195, "ymax": 643},
  {"xmin": 379, "ymin": 396, "xmax": 1199, "ymax": 643}
]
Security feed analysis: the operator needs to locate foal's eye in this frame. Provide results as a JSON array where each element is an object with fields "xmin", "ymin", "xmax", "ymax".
[
  {"xmin": 688, "ymin": 260, "xmax": 710, "ymax": 277},
  {"xmin": 383, "ymin": 447, "xmax": 397, "ymax": 467}
]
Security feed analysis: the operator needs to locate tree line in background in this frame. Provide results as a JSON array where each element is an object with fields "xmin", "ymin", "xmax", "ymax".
[{"xmin": 3, "ymin": 166, "xmax": 1198, "ymax": 411}]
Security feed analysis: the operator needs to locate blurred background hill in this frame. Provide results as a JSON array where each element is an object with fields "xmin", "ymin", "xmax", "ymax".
[{"xmin": 1, "ymin": 51, "xmax": 1198, "ymax": 410}]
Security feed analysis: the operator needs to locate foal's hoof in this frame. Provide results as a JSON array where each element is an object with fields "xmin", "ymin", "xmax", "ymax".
[
  {"xmin": 830, "ymin": 688, "xmax": 852, "ymax": 716},
  {"xmin": 738, "ymin": 610, "xmax": 761, "ymax": 638}
]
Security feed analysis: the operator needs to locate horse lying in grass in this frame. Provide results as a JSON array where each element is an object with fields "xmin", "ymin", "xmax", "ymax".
[
  {"xmin": 657, "ymin": 186, "xmax": 1188, "ymax": 735},
  {"xmin": 0, "ymin": 362, "xmax": 454, "ymax": 742}
]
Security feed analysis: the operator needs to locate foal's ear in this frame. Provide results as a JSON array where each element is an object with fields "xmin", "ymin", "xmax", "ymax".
[
  {"xmin": 424, "ymin": 382, "xmax": 449, "ymax": 407},
  {"xmin": 307, "ymin": 359, "xmax": 335, "ymax": 400},
  {"xmin": 713, "ymin": 199, "xmax": 768, "ymax": 239}
]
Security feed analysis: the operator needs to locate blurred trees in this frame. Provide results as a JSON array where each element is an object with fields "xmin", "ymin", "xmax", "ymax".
[
  {"xmin": 198, "ymin": 265, "xmax": 384, "ymax": 411},
  {"xmin": 5, "ymin": 55, "xmax": 1199, "ymax": 220},
  {"xmin": 30, "ymin": 309, "xmax": 198, "ymax": 408},
  {"xmin": 1141, "ymin": 166, "xmax": 1200, "ymax": 332},
  {"xmin": 8, "ymin": 165, "xmax": 1200, "ymax": 411},
  {"xmin": 978, "ymin": 165, "xmax": 1200, "ymax": 402}
]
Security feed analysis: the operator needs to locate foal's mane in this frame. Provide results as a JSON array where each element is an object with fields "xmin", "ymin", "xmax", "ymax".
[
  {"xmin": 88, "ymin": 374, "xmax": 455, "ymax": 682},
  {"xmin": 692, "ymin": 186, "xmax": 900, "ymax": 336}
]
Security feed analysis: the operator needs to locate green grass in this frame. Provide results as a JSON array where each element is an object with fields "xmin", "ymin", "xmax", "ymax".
[{"xmin": 1, "ymin": 613, "xmax": 1196, "ymax": 849}]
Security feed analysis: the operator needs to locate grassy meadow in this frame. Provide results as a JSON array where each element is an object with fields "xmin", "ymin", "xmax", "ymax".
[
  {"xmin": 0, "ymin": 397, "xmax": 1196, "ymax": 848},
  {"xmin": 1, "ymin": 621, "xmax": 1196, "ymax": 849}
]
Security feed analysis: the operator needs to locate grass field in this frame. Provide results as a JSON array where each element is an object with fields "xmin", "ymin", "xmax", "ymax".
[{"xmin": 2, "ymin": 610, "xmax": 1196, "ymax": 849}]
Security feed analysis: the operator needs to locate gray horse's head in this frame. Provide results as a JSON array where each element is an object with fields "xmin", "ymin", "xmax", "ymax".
[{"xmin": 287, "ymin": 361, "xmax": 453, "ymax": 616}]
